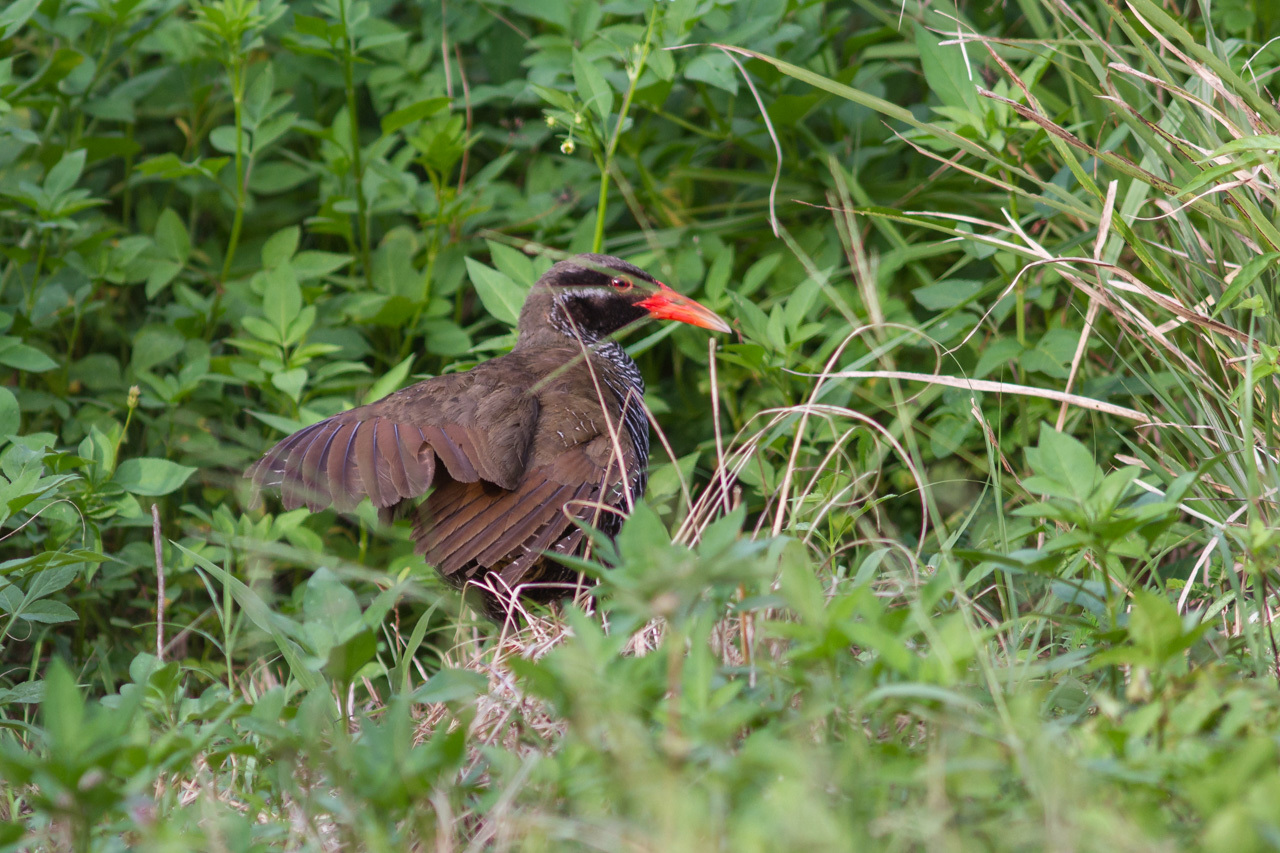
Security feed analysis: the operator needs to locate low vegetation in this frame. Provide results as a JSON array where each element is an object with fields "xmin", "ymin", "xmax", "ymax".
[{"xmin": 3, "ymin": 0, "xmax": 1280, "ymax": 848}]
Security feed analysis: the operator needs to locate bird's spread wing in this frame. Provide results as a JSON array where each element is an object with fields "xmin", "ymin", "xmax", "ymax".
[
  {"xmin": 245, "ymin": 369, "xmax": 539, "ymax": 515},
  {"xmin": 413, "ymin": 430, "xmax": 635, "ymax": 587}
]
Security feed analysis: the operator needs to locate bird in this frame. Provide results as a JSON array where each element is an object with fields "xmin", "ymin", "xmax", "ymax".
[{"xmin": 246, "ymin": 253, "xmax": 731, "ymax": 619}]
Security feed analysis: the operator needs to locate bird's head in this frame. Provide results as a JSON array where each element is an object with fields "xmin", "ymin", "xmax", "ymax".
[{"xmin": 517, "ymin": 253, "xmax": 730, "ymax": 346}]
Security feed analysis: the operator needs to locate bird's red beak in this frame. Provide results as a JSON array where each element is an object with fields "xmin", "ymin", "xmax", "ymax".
[{"xmin": 636, "ymin": 283, "xmax": 731, "ymax": 333}]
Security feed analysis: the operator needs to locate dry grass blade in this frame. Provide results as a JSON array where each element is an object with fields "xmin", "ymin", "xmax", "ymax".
[{"xmin": 814, "ymin": 369, "xmax": 1152, "ymax": 423}]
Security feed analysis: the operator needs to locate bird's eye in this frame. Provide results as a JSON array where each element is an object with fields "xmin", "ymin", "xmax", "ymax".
[{"xmin": 610, "ymin": 277, "xmax": 633, "ymax": 292}]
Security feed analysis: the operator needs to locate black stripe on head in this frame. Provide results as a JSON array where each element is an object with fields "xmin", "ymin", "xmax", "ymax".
[
  {"xmin": 543, "ymin": 254, "xmax": 658, "ymax": 289},
  {"xmin": 550, "ymin": 289, "xmax": 650, "ymax": 343}
]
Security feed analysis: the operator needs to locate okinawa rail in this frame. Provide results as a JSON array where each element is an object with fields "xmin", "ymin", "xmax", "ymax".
[{"xmin": 248, "ymin": 254, "xmax": 730, "ymax": 619}]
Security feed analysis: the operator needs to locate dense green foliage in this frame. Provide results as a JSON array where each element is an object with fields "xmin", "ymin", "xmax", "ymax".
[{"xmin": 4, "ymin": 0, "xmax": 1280, "ymax": 848}]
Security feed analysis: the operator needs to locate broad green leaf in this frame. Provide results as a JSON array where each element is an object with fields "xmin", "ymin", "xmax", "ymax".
[
  {"xmin": 913, "ymin": 279, "xmax": 983, "ymax": 310},
  {"xmin": 131, "ymin": 326, "xmax": 185, "ymax": 373},
  {"xmin": 465, "ymin": 257, "xmax": 526, "ymax": 326},
  {"xmin": 916, "ymin": 27, "xmax": 982, "ymax": 118},
  {"xmin": 242, "ymin": 315, "xmax": 282, "ymax": 343},
  {"xmin": 486, "ymin": 239, "xmax": 536, "ymax": 286},
  {"xmin": 113, "ymin": 457, "xmax": 197, "ymax": 496},
  {"xmin": 531, "ymin": 83, "xmax": 576, "ymax": 113},
  {"xmin": 0, "ymin": 387, "xmax": 17, "ymax": 439},
  {"xmin": 381, "ymin": 96, "xmax": 450, "ymax": 136},
  {"xmin": 362, "ymin": 354, "xmax": 414, "ymax": 404},
  {"xmin": 250, "ymin": 161, "xmax": 313, "ymax": 194},
  {"xmin": 262, "ymin": 226, "xmax": 300, "ymax": 268},
  {"xmin": 685, "ymin": 52, "xmax": 739, "ymax": 95},
  {"xmin": 0, "ymin": 337, "xmax": 57, "ymax": 372},
  {"xmin": 44, "ymin": 149, "xmax": 86, "ymax": 199},
  {"xmin": 372, "ymin": 230, "xmax": 421, "ymax": 299},
  {"xmin": 272, "ymin": 367, "xmax": 308, "ymax": 401},
  {"xmin": 144, "ymin": 260, "xmax": 183, "ymax": 299},
  {"xmin": 1024, "ymin": 424, "xmax": 1101, "ymax": 504},
  {"xmin": 18, "ymin": 600, "xmax": 78, "ymax": 624},
  {"xmin": 412, "ymin": 667, "xmax": 488, "ymax": 704},
  {"xmin": 41, "ymin": 659, "xmax": 85, "ymax": 757},
  {"xmin": 262, "ymin": 265, "xmax": 302, "ymax": 333},
  {"xmin": 0, "ymin": 0, "xmax": 41, "ymax": 39},
  {"xmin": 571, "ymin": 49, "xmax": 613, "ymax": 126},
  {"xmin": 154, "ymin": 208, "xmax": 190, "ymax": 263},
  {"xmin": 291, "ymin": 250, "xmax": 351, "ymax": 280},
  {"xmin": 209, "ymin": 125, "xmax": 250, "ymax": 154},
  {"xmin": 422, "ymin": 319, "xmax": 471, "ymax": 356},
  {"xmin": 1214, "ymin": 252, "xmax": 1280, "ymax": 318},
  {"xmin": 303, "ymin": 568, "xmax": 363, "ymax": 642}
]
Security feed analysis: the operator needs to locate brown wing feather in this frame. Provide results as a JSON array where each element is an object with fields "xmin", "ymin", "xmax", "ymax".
[
  {"xmin": 492, "ymin": 483, "xmax": 595, "ymax": 586},
  {"xmin": 433, "ymin": 480, "xmax": 572, "ymax": 575},
  {"xmin": 245, "ymin": 358, "xmax": 540, "ymax": 514},
  {"xmin": 412, "ymin": 433, "xmax": 629, "ymax": 586}
]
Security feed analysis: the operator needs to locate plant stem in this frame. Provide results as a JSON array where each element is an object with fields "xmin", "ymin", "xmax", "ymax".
[
  {"xmin": 341, "ymin": 0, "xmax": 373, "ymax": 289},
  {"xmin": 219, "ymin": 58, "xmax": 247, "ymax": 286},
  {"xmin": 591, "ymin": 7, "xmax": 658, "ymax": 253}
]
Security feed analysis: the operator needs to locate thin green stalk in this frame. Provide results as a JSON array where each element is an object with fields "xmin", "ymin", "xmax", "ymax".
[
  {"xmin": 24, "ymin": 236, "xmax": 47, "ymax": 317},
  {"xmin": 219, "ymin": 58, "xmax": 247, "ymax": 286},
  {"xmin": 341, "ymin": 0, "xmax": 373, "ymax": 289},
  {"xmin": 591, "ymin": 8, "xmax": 659, "ymax": 253},
  {"xmin": 1015, "ymin": 280, "xmax": 1026, "ymax": 346}
]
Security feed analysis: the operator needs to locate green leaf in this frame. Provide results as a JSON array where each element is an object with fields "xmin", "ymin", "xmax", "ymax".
[
  {"xmin": 1214, "ymin": 252, "xmax": 1280, "ymax": 318},
  {"xmin": 325, "ymin": 630, "xmax": 377, "ymax": 687},
  {"xmin": 465, "ymin": 257, "xmax": 526, "ymax": 326},
  {"xmin": 271, "ymin": 367, "xmax": 308, "ymax": 401},
  {"xmin": 422, "ymin": 319, "xmax": 471, "ymax": 356},
  {"xmin": 41, "ymin": 659, "xmax": 85, "ymax": 756},
  {"xmin": 262, "ymin": 265, "xmax": 302, "ymax": 333},
  {"xmin": 1128, "ymin": 588, "xmax": 1195, "ymax": 666},
  {"xmin": 303, "ymin": 568, "xmax": 363, "ymax": 639},
  {"xmin": 412, "ymin": 667, "xmax": 488, "ymax": 704},
  {"xmin": 532, "ymin": 83, "xmax": 576, "ymax": 113},
  {"xmin": 572, "ymin": 49, "xmax": 613, "ymax": 126},
  {"xmin": 0, "ymin": 387, "xmax": 18, "ymax": 439},
  {"xmin": 1209, "ymin": 134, "xmax": 1280, "ymax": 156},
  {"xmin": 486, "ymin": 239, "xmax": 536, "ymax": 286},
  {"xmin": 0, "ymin": 0, "xmax": 41, "ymax": 39},
  {"xmin": 18, "ymin": 600, "xmax": 78, "ymax": 624},
  {"xmin": 131, "ymin": 326, "xmax": 185, "ymax": 373},
  {"xmin": 1024, "ymin": 424, "xmax": 1101, "ymax": 504},
  {"xmin": 684, "ymin": 52, "xmax": 739, "ymax": 95},
  {"xmin": 372, "ymin": 230, "xmax": 421, "ymax": 299},
  {"xmin": 291, "ymin": 250, "xmax": 351, "ymax": 280},
  {"xmin": 144, "ymin": 261, "xmax": 183, "ymax": 299},
  {"xmin": 250, "ymin": 161, "xmax": 313, "ymax": 194},
  {"xmin": 209, "ymin": 125, "xmax": 250, "ymax": 154},
  {"xmin": 381, "ymin": 96, "xmax": 451, "ymax": 136},
  {"xmin": 113, "ymin": 457, "xmax": 196, "ymax": 496},
  {"xmin": 1179, "ymin": 159, "xmax": 1254, "ymax": 195},
  {"xmin": 177, "ymin": 543, "xmax": 320, "ymax": 691},
  {"xmin": 915, "ymin": 27, "xmax": 981, "ymax": 119},
  {"xmin": 0, "ymin": 337, "xmax": 57, "ymax": 372},
  {"xmin": 362, "ymin": 354, "xmax": 414, "ymax": 404},
  {"xmin": 263, "ymin": 226, "xmax": 300, "ymax": 268},
  {"xmin": 44, "ymin": 149, "xmax": 86, "ymax": 199},
  {"xmin": 292, "ymin": 13, "xmax": 332, "ymax": 40},
  {"xmin": 913, "ymin": 279, "xmax": 983, "ymax": 310},
  {"xmin": 242, "ymin": 315, "xmax": 282, "ymax": 343},
  {"xmin": 974, "ymin": 337, "xmax": 1024, "ymax": 377},
  {"xmin": 154, "ymin": 208, "xmax": 190, "ymax": 263}
]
